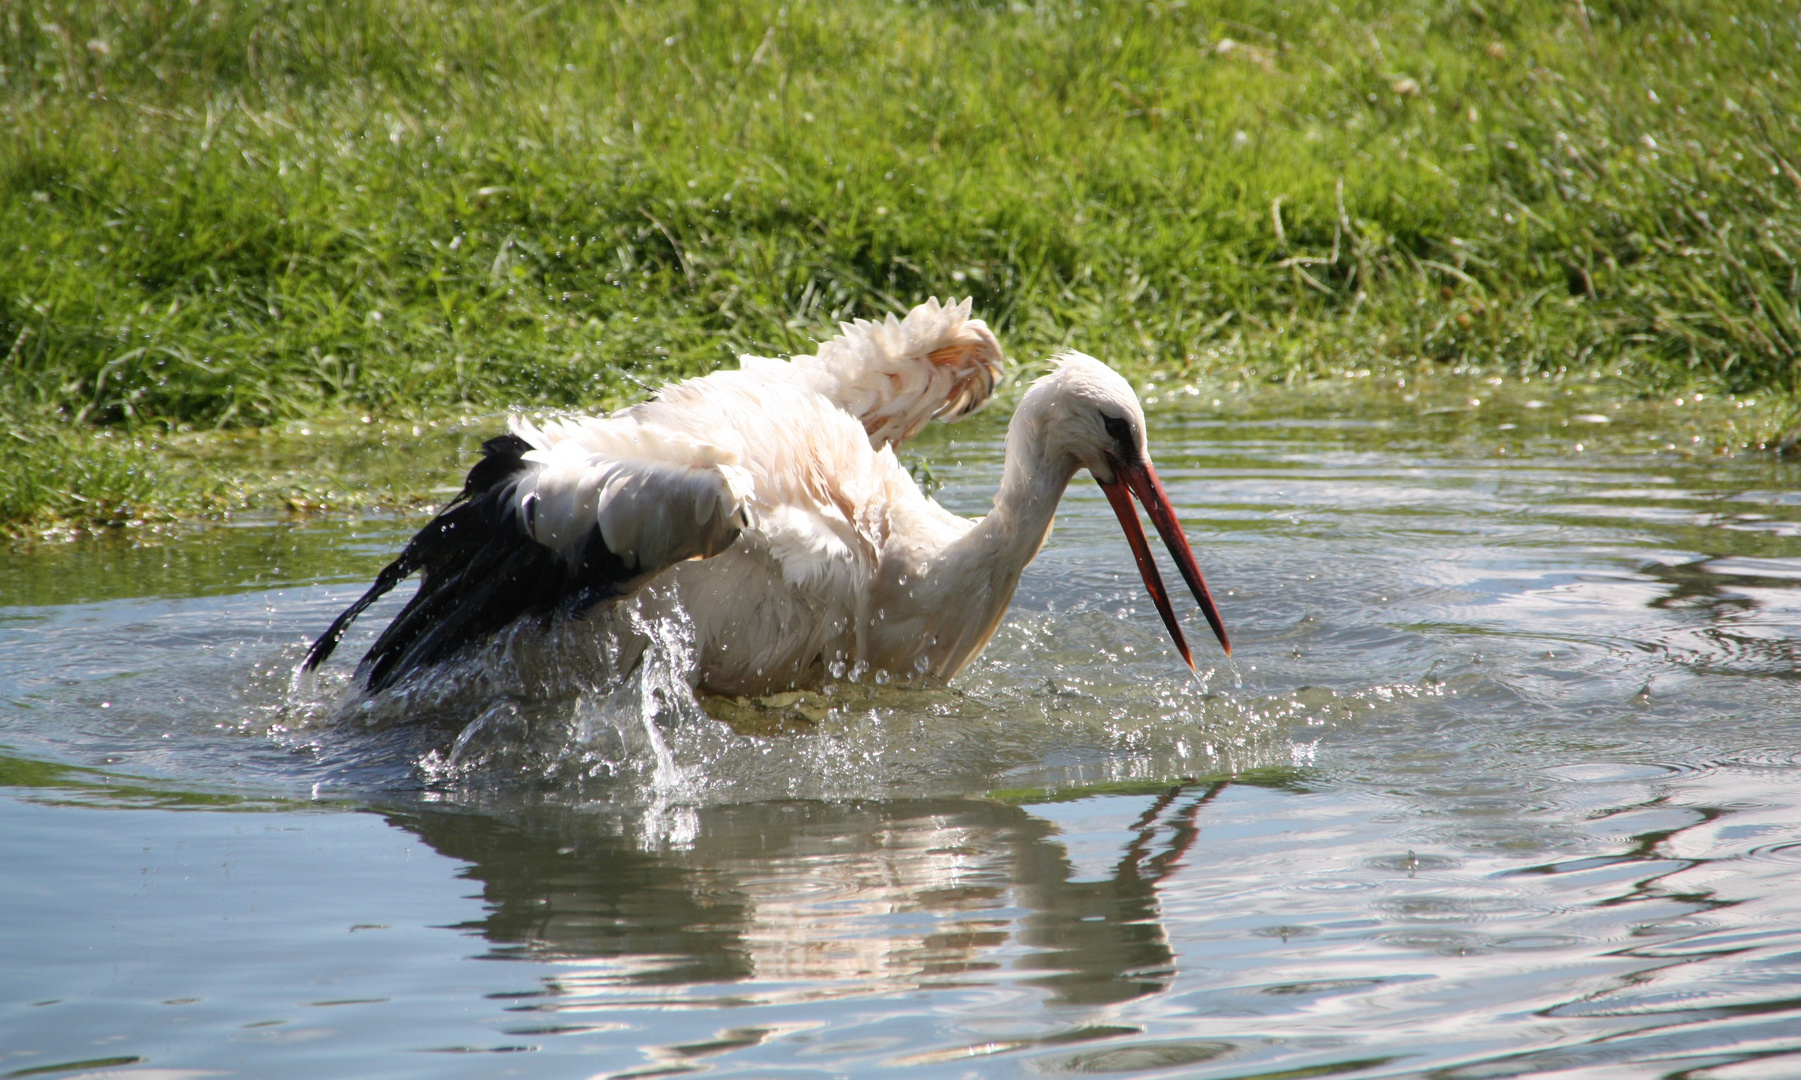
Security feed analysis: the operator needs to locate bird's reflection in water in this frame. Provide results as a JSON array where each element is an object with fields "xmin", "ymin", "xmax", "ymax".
[
  {"xmin": 383, "ymin": 780, "xmax": 1235, "ymax": 1010},
  {"xmin": 1642, "ymin": 557, "xmax": 1781, "ymax": 616},
  {"xmin": 1637, "ymin": 556, "xmax": 1801, "ymax": 678},
  {"xmin": 1015, "ymin": 783, "xmax": 1223, "ymax": 1005}
]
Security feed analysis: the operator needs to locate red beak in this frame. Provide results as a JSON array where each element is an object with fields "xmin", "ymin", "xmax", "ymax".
[{"xmin": 1096, "ymin": 457, "xmax": 1231, "ymax": 669}]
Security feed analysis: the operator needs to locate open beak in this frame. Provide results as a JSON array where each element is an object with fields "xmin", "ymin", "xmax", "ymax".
[{"xmin": 1096, "ymin": 457, "xmax": 1231, "ymax": 669}]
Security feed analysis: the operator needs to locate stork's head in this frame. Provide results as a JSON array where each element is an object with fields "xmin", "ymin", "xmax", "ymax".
[
  {"xmin": 1026, "ymin": 353, "xmax": 1151, "ymax": 481},
  {"xmin": 1024, "ymin": 352, "xmax": 1231, "ymax": 667}
]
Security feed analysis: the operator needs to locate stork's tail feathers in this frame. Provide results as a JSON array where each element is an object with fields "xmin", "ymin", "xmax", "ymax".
[
  {"xmin": 300, "ymin": 433, "xmax": 564, "ymax": 692},
  {"xmin": 742, "ymin": 296, "xmax": 1008, "ymax": 451},
  {"xmin": 302, "ymin": 425, "xmax": 749, "ymax": 695}
]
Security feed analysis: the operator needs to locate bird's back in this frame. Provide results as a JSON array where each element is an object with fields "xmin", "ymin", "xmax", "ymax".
[
  {"xmin": 738, "ymin": 296, "xmax": 1005, "ymax": 452},
  {"xmin": 633, "ymin": 368, "xmax": 956, "ymax": 692}
]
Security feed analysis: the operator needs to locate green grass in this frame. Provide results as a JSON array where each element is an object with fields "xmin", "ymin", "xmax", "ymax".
[
  {"xmin": 1, "ymin": 0, "xmax": 1798, "ymax": 526},
  {"xmin": 0, "ymin": 409, "xmax": 492, "ymax": 535},
  {"xmin": 0, "ymin": 424, "xmax": 175, "ymax": 530}
]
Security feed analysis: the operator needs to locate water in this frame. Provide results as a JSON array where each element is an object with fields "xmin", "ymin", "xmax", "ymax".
[{"xmin": 5, "ymin": 377, "xmax": 1801, "ymax": 1079}]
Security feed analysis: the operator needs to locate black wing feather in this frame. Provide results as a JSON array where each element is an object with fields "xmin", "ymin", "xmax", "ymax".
[{"xmin": 301, "ymin": 433, "xmax": 640, "ymax": 694}]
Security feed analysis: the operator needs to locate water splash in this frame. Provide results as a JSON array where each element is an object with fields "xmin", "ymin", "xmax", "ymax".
[{"xmin": 280, "ymin": 583, "xmax": 1302, "ymax": 831}]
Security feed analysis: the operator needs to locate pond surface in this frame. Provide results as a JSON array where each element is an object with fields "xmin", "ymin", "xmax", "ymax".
[{"xmin": 4, "ymin": 377, "xmax": 1801, "ymax": 1080}]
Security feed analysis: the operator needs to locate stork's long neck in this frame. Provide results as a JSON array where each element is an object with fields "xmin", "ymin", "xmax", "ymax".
[
  {"xmin": 916, "ymin": 388, "xmax": 1077, "ymax": 676},
  {"xmin": 979, "ymin": 394, "xmax": 1078, "ymax": 566}
]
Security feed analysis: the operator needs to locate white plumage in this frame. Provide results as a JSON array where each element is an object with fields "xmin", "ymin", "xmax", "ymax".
[
  {"xmin": 304, "ymin": 298, "xmax": 1228, "ymax": 697},
  {"xmin": 742, "ymin": 295, "xmax": 1006, "ymax": 450}
]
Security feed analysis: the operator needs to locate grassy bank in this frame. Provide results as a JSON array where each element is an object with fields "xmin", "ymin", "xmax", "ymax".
[
  {"xmin": 0, "ymin": 410, "xmax": 496, "ymax": 534},
  {"xmin": 2, "ymin": 0, "xmax": 1799, "ymax": 526}
]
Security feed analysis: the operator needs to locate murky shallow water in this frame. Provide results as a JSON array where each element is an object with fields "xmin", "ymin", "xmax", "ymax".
[{"xmin": 5, "ymin": 380, "xmax": 1801, "ymax": 1079}]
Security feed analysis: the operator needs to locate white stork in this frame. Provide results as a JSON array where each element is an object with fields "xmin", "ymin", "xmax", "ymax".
[{"xmin": 303, "ymin": 298, "xmax": 1230, "ymax": 697}]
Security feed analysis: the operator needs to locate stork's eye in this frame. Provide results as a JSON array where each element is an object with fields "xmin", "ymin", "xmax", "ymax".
[{"xmin": 1102, "ymin": 414, "xmax": 1138, "ymax": 460}]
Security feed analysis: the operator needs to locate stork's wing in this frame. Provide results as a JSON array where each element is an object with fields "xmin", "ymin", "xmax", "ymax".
[
  {"xmin": 741, "ymin": 296, "xmax": 1007, "ymax": 451},
  {"xmin": 302, "ymin": 419, "xmax": 752, "ymax": 693}
]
